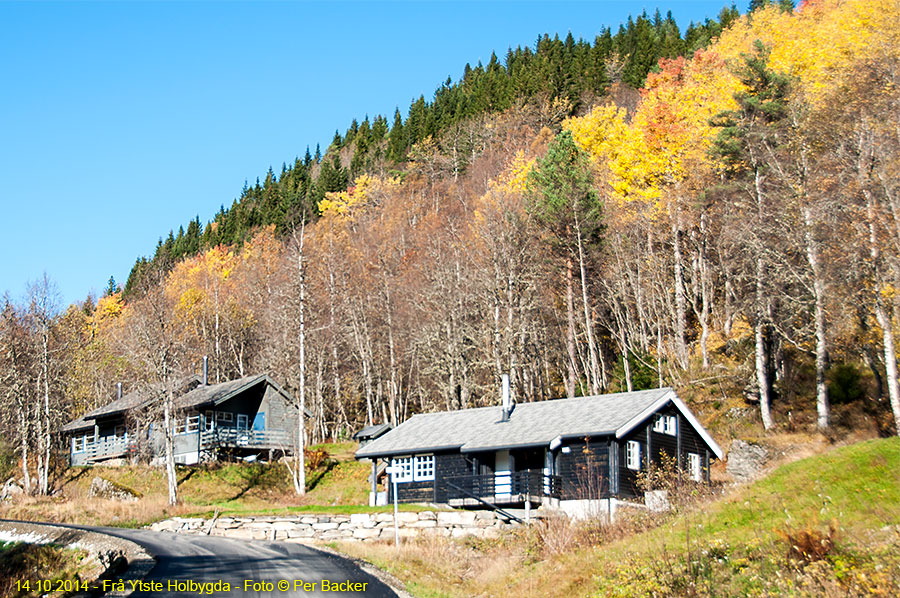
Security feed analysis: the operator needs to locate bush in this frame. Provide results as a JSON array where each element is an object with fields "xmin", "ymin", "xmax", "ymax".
[
  {"xmin": 777, "ymin": 520, "xmax": 838, "ymax": 565},
  {"xmin": 828, "ymin": 364, "xmax": 865, "ymax": 405}
]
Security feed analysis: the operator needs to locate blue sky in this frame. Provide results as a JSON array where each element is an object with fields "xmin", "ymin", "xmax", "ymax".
[{"xmin": 0, "ymin": 0, "xmax": 734, "ymax": 306}]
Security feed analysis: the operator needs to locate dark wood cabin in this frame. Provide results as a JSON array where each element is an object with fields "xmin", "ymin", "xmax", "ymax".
[
  {"xmin": 63, "ymin": 374, "xmax": 308, "ymax": 466},
  {"xmin": 355, "ymin": 387, "xmax": 723, "ymax": 509}
]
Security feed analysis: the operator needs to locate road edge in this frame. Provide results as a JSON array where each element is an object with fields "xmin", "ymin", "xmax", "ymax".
[
  {"xmin": 0, "ymin": 519, "xmax": 156, "ymax": 597},
  {"xmin": 308, "ymin": 543, "xmax": 413, "ymax": 598}
]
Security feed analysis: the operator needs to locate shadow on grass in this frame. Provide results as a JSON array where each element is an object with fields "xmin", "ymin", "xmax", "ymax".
[{"xmin": 305, "ymin": 459, "xmax": 338, "ymax": 493}]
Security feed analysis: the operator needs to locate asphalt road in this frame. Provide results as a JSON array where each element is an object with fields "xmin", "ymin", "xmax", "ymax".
[{"xmin": 94, "ymin": 527, "xmax": 401, "ymax": 598}]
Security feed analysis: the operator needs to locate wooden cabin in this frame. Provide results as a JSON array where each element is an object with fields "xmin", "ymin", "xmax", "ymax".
[
  {"xmin": 355, "ymin": 387, "xmax": 723, "ymax": 512},
  {"xmin": 63, "ymin": 374, "xmax": 308, "ymax": 466}
]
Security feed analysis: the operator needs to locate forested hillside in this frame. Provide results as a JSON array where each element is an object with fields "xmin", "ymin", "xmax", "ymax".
[
  {"xmin": 123, "ymin": 4, "xmax": 740, "ymax": 295},
  {"xmin": 2, "ymin": 0, "xmax": 900, "ymax": 496}
]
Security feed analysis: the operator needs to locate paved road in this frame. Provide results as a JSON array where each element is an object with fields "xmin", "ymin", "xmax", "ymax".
[{"xmin": 93, "ymin": 527, "xmax": 400, "ymax": 598}]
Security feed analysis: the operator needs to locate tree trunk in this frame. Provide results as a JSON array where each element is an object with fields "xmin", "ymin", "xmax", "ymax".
[
  {"xmin": 754, "ymin": 168, "xmax": 775, "ymax": 430},
  {"xmin": 566, "ymin": 257, "xmax": 576, "ymax": 398},
  {"xmin": 18, "ymin": 407, "xmax": 31, "ymax": 495},
  {"xmin": 672, "ymin": 214, "xmax": 689, "ymax": 370},
  {"xmin": 40, "ymin": 326, "xmax": 51, "ymax": 496},
  {"xmin": 803, "ymin": 206, "xmax": 830, "ymax": 430},
  {"xmin": 163, "ymin": 389, "xmax": 178, "ymax": 506},
  {"xmin": 698, "ymin": 212, "xmax": 711, "ymax": 370},
  {"xmin": 866, "ymin": 190, "xmax": 900, "ymax": 436},
  {"xmin": 574, "ymin": 209, "xmax": 600, "ymax": 394},
  {"xmin": 295, "ymin": 226, "xmax": 307, "ymax": 496}
]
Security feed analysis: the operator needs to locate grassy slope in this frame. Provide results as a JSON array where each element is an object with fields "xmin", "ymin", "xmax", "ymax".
[
  {"xmin": 338, "ymin": 437, "xmax": 900, "ymax": 598},
  {"xmin": 0, "ymin": 442, "xmax": 420, "ymax": 527},
  {"xmin": 0, "ymin": 542, "xmax": 94, "ymax": 598}
]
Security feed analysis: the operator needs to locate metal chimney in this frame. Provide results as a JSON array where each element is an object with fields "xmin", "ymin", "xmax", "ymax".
[
  {"xmin": 116, "ymin": 382, "xmax": 122, "ymax": 400},
  {"xmin": 501, "ymin": 374, "xmax": 511, "ymax": 422},
  {"xmin": 202, "ymin": 356, "xmax": 209, "ymax": 385}
]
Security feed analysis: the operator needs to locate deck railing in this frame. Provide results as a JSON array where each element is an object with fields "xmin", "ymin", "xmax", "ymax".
[
  {"xmin": 200, "ymin": 427, "xmax": 291, "ymax": 449},
  {"xmin": 77, "ymin": 436, "xmax": 135, "ymax": 462},
  {"xmin": 437, "ymin": 469, "xmax": 561, "ymax": 502}
]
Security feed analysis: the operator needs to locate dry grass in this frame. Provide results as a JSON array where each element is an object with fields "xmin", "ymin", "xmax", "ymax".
[
  {"xmin": 0, "ymin": 442, "xmax": 380, "ymax": 526},
  {"xmin": 0, "ymin": 542, "xmax": 95, "ymax": 598}
]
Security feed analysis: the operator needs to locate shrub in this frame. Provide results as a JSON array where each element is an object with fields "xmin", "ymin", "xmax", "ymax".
[{"xmin": 777, "ymin": 520, "xmax": 838, "ymax": 565}]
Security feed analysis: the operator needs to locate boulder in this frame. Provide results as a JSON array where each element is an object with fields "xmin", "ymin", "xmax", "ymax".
[
  {"xmin": 88, "ymin": 477, "xmax": 139, "ymax": 502},
  {"xmin": 726, "ymin": 440, "xmax": 769, "ymax": 483},
  {"xmin": 0, "ymin": 478, "xmax": 24, "ymax": 500}
]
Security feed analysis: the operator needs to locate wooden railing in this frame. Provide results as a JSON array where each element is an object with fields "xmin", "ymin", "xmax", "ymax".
[
  {"xmin": 437, "ymin": 469, "xmax": 561, "ymax": 502},
  {"xmin": 78, "ymin": 436, "xmax": 134, "ymax": 461},
  {"xmin": 200, "ymin": 428, "xmax": 291, "ymax": 449}
]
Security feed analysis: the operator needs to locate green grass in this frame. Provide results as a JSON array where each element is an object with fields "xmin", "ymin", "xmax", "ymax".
[
  {"xmin": 337, "ymin": 438, "xmax": 900, "ymax": 598},
  {"xmin": 1, "ymin": 442, "xmax": 432, "ymax": 527}
]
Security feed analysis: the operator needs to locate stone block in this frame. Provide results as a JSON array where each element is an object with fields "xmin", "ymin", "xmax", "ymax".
[
  {"xmin": 352, "ymin": 527, "xmax": 382, "ymax": 539},
  {"xmin": 438, "ymin": 511, "xmax": 477, "ymax": 526},
  {"xmin": 397, "ymin": 512, "xmax": 419, "ymax": 524}
]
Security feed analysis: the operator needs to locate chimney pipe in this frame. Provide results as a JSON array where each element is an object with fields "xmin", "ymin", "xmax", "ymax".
[
  {"xmin": 202, "ymin": 356, "xmax": 208, "ymax": 385},
  {"xmin": 117, "ymin": 382, "xmax": 122, "ymax": 400},
  {"xmin": 501, "ymin": 373, "xmax": 511, "ymax": 422}
]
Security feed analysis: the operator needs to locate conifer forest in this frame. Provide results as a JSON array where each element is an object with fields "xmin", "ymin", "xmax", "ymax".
[{"xmin": 2, "ymin": 0, "xmax": 900, "ymax": 495}]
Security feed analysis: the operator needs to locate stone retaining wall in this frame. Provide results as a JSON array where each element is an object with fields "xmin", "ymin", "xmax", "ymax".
[{"xmin": 149, "ymin": 510, "xmax": 517, "ymax": 542}]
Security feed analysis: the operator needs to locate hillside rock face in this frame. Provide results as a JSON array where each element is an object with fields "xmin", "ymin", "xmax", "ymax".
[
  {"xmin": 89, "ymin": 476, "xmax": 139, "ymax": 502},
  {"xmin": 726, "ymin": 440, "xmax": 769, "ymax": 483},
  {"xmin": 0, "ymin": 478, "xmax": 24, "ymax": 500}
]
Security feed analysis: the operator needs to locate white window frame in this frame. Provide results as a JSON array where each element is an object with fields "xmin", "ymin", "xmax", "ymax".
[
  {"xmin": 185, "ymin": 414, "xmax": 199, "ymax": 433},
  {"xmin": 204, "ymin": 411, "xmax": 216, "ymax": 432},
  {"xmin": 413, "ymin": 455, "xmax": 435, "ymax": 481},
  {"xmin": 390, "ymin": 456, "xmax": 413, "ymax": 483},
  {"xmin": 626, "ymin": 440, "xmax": 641, "ymax": 471},
  {"xmin": 237, "ymin": 414, "xmax": 249, "ymax": 430},
  {"xmin": 653, "ymin": 415, "xmax": 665, "ymax": 433},
  {"xmin": 216, "ymin": 411, "xmax": 234, "ymax": 424},
  {"xmin": 74, "ymin": 434, "xmax": 88, "ymax": 453},
  {"xmin": 688, "ymin": 453, "xmax": 702, "ymax": 482},
  {"xmin": 663, "ymin": 415, "xmax": 677, "ymax": 436}
]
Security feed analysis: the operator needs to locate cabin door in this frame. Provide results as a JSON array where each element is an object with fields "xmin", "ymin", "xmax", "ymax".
[
  {"xmin": 494, "ymin": 450, "xmax": 511, "ymax": 499},
  {"xmin": 252, "ymin": 412, "xmax": 265, "ymax": 431}
]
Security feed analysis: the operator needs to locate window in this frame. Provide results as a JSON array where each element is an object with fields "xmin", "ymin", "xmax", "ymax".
[
  {"xmin": 654, "ymin": 415, "xmax": 676, "ymax": 435},
  {"xmin": 173, "ymin": 417, "xmax": 186, "ymax": 435},
  {"xmin": 204, "ymin": 412, "xmax": 215, "ymax": 432},
  {"xmin": 74, "ymin": 434, "xmax": 89, "ymax": 453},
  {"xmin": 237, "ymin": 414, "xmax": 249, "ymax": 430},
  {"xmin": 114, "ymin": 425, "xmax": 126, "ymax": 438},
  {"xmin": 663, "ymin": 415, "xmax": 676, "ymax": 436},
  {"xmin": 216, "ymin": 411, "xmax": 234, "ymax": 424},
  {"xmin": 413, "ymin": 455, "xmax": 435, "ymax": 481},
  {"xmin": 390, "ymin": 457, "xmax": 413, "ymax": 482},
  {"xmin": 185, "ymin": 414, "xmax": 199, "ymax": 433},
  {"xmin": 626, "ymin": 440, "xmax": 641, "ymax": 471},
  {"xmin": 689, "ymin": 453, "xmax": 702, "ymax": 482}
]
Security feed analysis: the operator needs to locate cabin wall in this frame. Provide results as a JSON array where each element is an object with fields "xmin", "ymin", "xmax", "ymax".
[
  {"xmin": 557, "ymin": 438, "xmax": 610, "ymax": 499},
  {"xmin": 261, "ymin": 385, "xmax": 300, "ymax": 442},
  {"xmin": 618, "ymin": 403, "xmax": 713, "ymax": 498}
]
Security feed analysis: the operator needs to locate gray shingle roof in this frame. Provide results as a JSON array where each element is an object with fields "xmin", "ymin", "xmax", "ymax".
[
  {"xmin": 356, "ymin": 387, "xmax": 676, "ymax": 458},
  {"xmin": 63, "ymin": 373, "xmax": 309, "ymax": 432},
  {"xmin": 353, "ymin": 423, "xmax": 393, "ymax": 441},
  {"xmin": 175, "ymin": 374, "xmax": 267, "ymax": 409}
]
